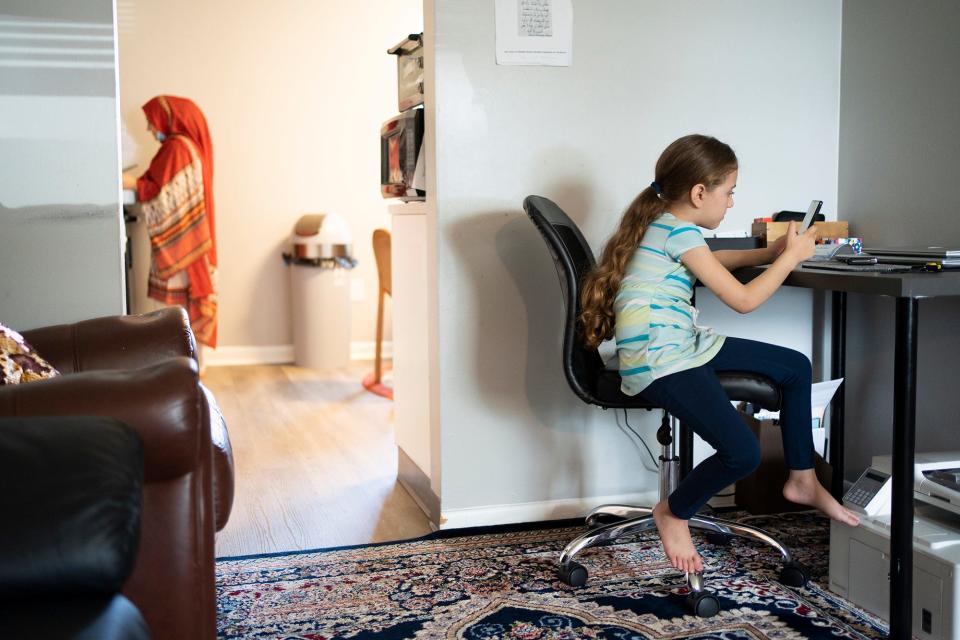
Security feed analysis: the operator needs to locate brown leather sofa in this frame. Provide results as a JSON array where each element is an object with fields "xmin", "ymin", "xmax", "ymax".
[{"xmin": 0, "ymin": 307, "xmax": 234, "ymax": 640}]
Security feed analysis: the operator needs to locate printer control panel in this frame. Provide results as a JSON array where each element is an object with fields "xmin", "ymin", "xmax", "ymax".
[{"xmin": 844, "ymin": 468, "xmax": 892, "ymax": 517}]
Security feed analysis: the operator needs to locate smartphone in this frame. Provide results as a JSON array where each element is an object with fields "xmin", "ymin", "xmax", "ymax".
[
  {"xmin": 799, "ymin": 200, "xmax": 823, "ymax": 233},
  {"xmin": 797, "ymin": 200, "xmax": 823, "ymax": 233}
]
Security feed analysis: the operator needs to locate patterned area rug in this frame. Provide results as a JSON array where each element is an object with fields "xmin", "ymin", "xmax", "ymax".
[{"xmin": 216, "ymin": 511, "xmax": 887, "ymax": 639}]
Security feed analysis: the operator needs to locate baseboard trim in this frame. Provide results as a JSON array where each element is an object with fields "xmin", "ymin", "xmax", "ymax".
[
  {"xmin": 203, "ymin": 345, "xmax": 295, "ymax": 367},
  {"xmin": 397, "ymin": 447, "xmax": 440, "ymax": 527},
  {"xmin": 204, "ymin": 342, "xmax": 394, "ymax": 367},
  {"xmin": 439, "ymin": 489, "xmax": 660, "ymax": 530}
]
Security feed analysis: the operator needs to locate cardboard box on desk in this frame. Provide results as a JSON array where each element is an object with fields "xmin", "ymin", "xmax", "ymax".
[
  {"xmin": 734, "ymin": 413, "xmax": 832, "ymax": 515},
  {"xmin": 752, "ymin": 221, "xmax": 849, "ymax": 245}
]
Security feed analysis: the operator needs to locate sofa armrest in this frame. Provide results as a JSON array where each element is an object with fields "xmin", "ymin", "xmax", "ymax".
[
  {"xmin": 0, "ymin": 416, "xmax": 143, "ymax": 597},
  {"xmin": 0, "ymin": 357, "xmax": 204, "ymax": 483},
  {"xmin": 21, "ymin": 307, "xmax": 197, "ymax": 374},
  {"xmin": 202, "ymin": 384, "xmax": 234, "ymax": 530}
]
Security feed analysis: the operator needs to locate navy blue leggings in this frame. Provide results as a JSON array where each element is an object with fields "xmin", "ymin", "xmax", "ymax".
[{"xmin": 639, "ymin": 337, "xmax": 813, "ymax": 520}]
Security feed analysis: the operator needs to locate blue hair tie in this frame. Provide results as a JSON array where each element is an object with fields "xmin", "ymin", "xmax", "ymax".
[{"xmin": 650, "ymin": 181, "xmax": 663, "ymax": 196}]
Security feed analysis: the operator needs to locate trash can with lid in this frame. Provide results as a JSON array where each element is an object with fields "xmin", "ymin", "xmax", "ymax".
[{"xmin": 283, "ymin": 213, "xmax": 357, "ymax": 370}]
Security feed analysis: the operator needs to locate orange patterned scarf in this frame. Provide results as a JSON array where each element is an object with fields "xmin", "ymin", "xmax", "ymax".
[{"xmin": 136, "ymin": 96, "xmax": 218, "ymax": 347}]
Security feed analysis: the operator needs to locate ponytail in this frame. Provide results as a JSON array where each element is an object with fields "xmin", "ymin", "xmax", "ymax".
[{"xmin": 579, "ymin": 187, "xmax": 665, "ymax": 348}]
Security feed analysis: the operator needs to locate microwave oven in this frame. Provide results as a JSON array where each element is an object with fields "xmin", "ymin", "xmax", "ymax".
[{"xmin": 380, "ymin": 108, "xmax": 424, "ymax": 201}]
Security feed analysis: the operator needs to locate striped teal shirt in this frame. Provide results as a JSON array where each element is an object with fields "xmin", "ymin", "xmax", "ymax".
[{"xmin": 614, "ymin": 212, "xmax": 725, "ymax": 395}]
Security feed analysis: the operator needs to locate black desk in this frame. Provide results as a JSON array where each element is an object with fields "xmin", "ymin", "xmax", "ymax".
[{"xmin": 735, "ymin": 266, "xmax": 960, "ymax": 639}]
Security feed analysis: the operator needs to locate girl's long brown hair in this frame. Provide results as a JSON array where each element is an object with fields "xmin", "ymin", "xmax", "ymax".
[{"xmin": 579, "ymin": 134, "xmax": 738, "ymax": 348}]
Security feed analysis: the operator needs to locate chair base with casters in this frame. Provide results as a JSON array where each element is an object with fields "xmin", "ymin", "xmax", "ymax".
[
  {"xmin": 522, "ymin": 194, "xmax": 809, "ymax": 618},
  {"xmin": 557, "ymin": 397, "xmax": 809, "ymax": 617},
  {"xmin": 557, "ymin": 406, "xmax": 810, "ymax": 617}
]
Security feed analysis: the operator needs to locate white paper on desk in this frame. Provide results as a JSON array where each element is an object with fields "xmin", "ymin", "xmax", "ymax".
[
  {"xmin": 495, "ymin": 0, "xmax": 572, "ymax": 66},
  {"xmin": 812, "ymin": 378, "xmax": 843, "ymax": 456},
  {"xmin": 750, "ymin": 378, "xmax": 843, "ymax": 457}
]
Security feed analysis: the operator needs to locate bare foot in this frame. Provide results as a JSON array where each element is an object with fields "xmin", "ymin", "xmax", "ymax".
[
  {"xmin": 652, "ymin": 501, "xmax": 703, "ymax": 573},
  {"xmin": 783, "ymin": 469, "xmax": 860, "ymax": 526}
]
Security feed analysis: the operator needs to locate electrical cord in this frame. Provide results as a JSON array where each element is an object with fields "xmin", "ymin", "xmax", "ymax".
[
  {"xmin": 623, "ymin": 409, "xmax": 659, "ymax": 469},
  {"xmin": 620, "ymin": 411, "xmax": 737, "ymax": 500}
]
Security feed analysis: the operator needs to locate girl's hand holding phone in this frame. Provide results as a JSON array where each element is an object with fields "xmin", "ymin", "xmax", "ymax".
[
  {"xmin": 784, "ymin": 221, "xmax": 818, "ymax": 263},
  {"xmin": 768, "ymin": 233, "xmax": 789, "ymax": 262}
]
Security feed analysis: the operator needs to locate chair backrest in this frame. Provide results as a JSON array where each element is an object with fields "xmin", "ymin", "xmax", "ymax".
[{"xmin": 523, "ymin": 195, "xmax": 608, "ymax": 406}]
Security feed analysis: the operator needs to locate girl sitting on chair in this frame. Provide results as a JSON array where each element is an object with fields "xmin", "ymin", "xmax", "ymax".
[{"xmin": 579, "ymin": 134, "xmax": 859, "ymax": 574}]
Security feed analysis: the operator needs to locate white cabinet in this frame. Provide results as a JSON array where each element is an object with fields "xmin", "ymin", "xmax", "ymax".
[{"xmin": 390, "ymin": 203, "xmax": 438, "ymax": 524}]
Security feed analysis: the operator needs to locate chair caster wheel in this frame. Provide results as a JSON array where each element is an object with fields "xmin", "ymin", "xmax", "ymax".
[
  {"xmin": 704, "ymin": 531, "xmax": 733, "ymax": 546},
  {"xmin": 558, "ymin": 561, "xmax": 588, "ymax": 587},
  {"xmin": 686, "ymin": 592, "xmax": 720, "ymax": 617},
  {"xmin": 779, "ymin": 561, "xmax": 809, "ymax": 588}
]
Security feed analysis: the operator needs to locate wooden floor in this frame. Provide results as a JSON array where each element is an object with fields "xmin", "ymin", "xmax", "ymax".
[{"xmin": 203, "ymin": 362, "xmax": 433, "ymax": 558}]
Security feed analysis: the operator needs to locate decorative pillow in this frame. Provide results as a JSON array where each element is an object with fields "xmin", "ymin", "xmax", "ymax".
[{"xmin": 0, "ymin": 323, "xmax": 60, "ymax": 385}]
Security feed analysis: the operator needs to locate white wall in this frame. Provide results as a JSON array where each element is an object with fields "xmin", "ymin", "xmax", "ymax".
[
  {"xmin": 118, "ymin": 0, "xmax": 422, "ymax": 351},
  {"xmin": 430, "ymin": 0, "xmax": 842, "ymax": 520},
  {"xmin": 0, "ymin": 0, "xmax": 124, "ymax": 330},
  {"xmin": 838, "ymin": 1, "xmax": 960, "ymax": 479}
]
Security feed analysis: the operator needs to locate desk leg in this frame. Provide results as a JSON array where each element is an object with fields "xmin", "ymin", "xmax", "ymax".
[
  {"xmin": 679, "ymin": 422, "xmax": 693, "ymax": 480},
  {"xmin": 889, "ymin": 297, "xmax": 918, "ymax": 640},
  {"xmin": 829, "ymin": 291, "xmax": 847, "ymax": 499}
]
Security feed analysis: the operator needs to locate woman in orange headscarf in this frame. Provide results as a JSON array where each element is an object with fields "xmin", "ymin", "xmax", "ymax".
[{"xmin": 122, "ymin": 96, "xmax": 218, "ymax": 347}]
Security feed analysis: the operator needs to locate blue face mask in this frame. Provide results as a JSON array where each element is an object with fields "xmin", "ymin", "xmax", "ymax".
[{"xmin": 155, "ymin": 131, "xmax": 167, "ymax": 142}]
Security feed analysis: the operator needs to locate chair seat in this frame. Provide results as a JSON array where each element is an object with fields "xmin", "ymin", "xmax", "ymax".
[{"xmin": 595, "ymin": 369, "xmax": 781, "ymax": 411}]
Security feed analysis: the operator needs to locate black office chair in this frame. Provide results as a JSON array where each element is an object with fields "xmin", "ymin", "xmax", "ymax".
[{"xmin": 523, "ymin": 195, "xmax": 809, "ymax": 617}]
